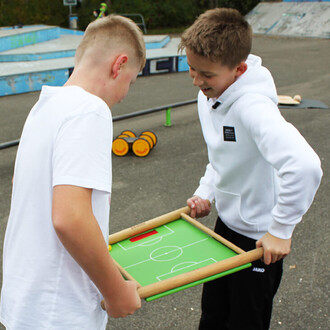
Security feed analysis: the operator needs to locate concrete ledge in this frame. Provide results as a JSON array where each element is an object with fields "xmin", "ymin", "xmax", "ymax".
[
  {"xmin": 0, "ymin": 24, "xmax": 186, "ymax": 96},
  {"xmin": 0, "ymin": 68, "xmax": 70, "ymax": 96},
  {"xmin": 0, "ymin": 26, "xmax": 60, "ymax": 52},
  {"xmin": 0, "ymin": 34, "xmax": 81, "ymax": 62},
  {"xmin": 0, "ymin": 56, "xmax": 73, "ymax": 96},
  {"xmin": 145, "ymin": 35, "xmax": 171, "ymax": 49},
  {"xmin": 0, "ymin": 32, "xmax": 171, "ymax": 63},
  {"xmin": 0, "ymin": 34, "xmax": 187, "ymax": 96}
]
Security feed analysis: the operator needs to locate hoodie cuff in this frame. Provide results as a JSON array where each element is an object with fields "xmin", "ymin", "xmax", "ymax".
[
  {"xmin": 268, "ymin": 220, "xmax": 297, "ymax": 239},
  {"xmin": 194, "ymin": 185, "xmax": 215, "ymax": 203}
]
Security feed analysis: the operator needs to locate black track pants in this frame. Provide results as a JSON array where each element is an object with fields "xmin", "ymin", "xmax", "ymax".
[{"xmin": 199, "ymin": 217, "xmax": 283, "ymax": 330}]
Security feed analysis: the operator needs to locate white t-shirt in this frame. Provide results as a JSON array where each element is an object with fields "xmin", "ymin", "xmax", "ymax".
[{"xmin": 0, "ymin": 86, "xmax": 112, "ymax": 329}]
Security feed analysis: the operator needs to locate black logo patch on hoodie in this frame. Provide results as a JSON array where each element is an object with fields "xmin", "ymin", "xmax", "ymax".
[{"xmin": 223, "ymin": 126, "xmax": 236, "ymax": 142}]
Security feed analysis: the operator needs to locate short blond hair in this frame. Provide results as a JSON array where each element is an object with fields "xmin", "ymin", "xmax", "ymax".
[
  {"xmin": 75, "ymin": 15, "xmax": 146, "ymax": 70},
  {"xmin": 179, "ymin": 8, "xmax": 252, "ymax": 69}
]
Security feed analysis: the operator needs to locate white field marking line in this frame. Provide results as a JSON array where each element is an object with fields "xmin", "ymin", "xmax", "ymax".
[
  {"xmin": 124, "ymin": 237, "xmax": 209, "ymax": 270},
  {"xmin": 117, "ymin": 225, "xmax": 174, "ymax": 251},
  {"xmin": 156, "ymin": 258, "xmax": 217, "ymax": 281},
  {"xmin": 138, "ymin": 237, "xmax": 163, "ymax": 247},
  {"xmin": 150, "ymin": 245, "xmax": 183, "ymax": 262}
]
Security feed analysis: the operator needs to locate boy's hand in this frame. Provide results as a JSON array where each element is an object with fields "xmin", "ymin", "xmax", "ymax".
[
  {"xmin": 187, "ymin": 196, "xmax": 211, "ymax": 218},
  {"xmin": 256, "ymin": 232, "xmax": 291, "ymax": 265},
  {"xmin": 103, "ymin": 280, "xmax": 141, "ymax": 318}
]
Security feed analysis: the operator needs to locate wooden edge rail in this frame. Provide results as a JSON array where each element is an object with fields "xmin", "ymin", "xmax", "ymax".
[
  {"xmin": 108, "ymin": 206, "xmax": 190, "ymax": 245},
  {"xmin": 137, "ymin": 247, "xmax": 264, "ymax": 299}
]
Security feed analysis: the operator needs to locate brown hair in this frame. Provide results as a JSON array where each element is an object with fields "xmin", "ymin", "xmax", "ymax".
[
  {"xmin": 75, "ymin": 15, "xmax": 146, "ymax": 70},
  {"xmin": 179, "ymin": 8, "xmax": 252, "ymax": 69}
]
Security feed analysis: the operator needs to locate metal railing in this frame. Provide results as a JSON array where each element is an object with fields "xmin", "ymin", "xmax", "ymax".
[
  {"xmin": 120, "ymin": 13, "xmax": 147, "ymax": 34},
  {"xmin": 0, "ymin": 99, "xmax": 197, "ymax": 150}
]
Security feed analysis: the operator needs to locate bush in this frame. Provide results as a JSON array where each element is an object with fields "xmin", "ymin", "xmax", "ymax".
[
  {"xmin": 0, "ymin": 0, "xmax": 260, "ymax": 32},
  {"xmin": 0, "ymin": 0, "xmax": 68, "ymax": 27}
]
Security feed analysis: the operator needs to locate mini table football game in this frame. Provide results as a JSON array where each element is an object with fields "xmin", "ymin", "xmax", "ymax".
[{"xmin": 107, "ymin": 206, "xmax": 263, "ymax": 301}]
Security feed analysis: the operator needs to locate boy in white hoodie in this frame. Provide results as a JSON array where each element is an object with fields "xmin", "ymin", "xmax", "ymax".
[{"xmin": 179, "ymin": 8, "xmax": 322, "ymax": 330}]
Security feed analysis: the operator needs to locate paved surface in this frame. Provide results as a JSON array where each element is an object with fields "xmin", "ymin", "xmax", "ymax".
[{"xmin": 0, "ymin": 35, "xmax": 329, "ymax": 329}]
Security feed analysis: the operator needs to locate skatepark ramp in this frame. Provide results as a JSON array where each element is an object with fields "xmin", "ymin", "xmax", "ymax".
[
  {"xmin": 246, "ymin": 1, "xmax": 330, "ymax": 39},
  {"xmin": 0, "ymin": 25, "xmax": 188, "ymax": 97}
]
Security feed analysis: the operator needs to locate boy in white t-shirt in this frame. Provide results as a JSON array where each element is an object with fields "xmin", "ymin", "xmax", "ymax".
[{"xmin": 0, "ymin": 15, "xmax": 146, "ymax": 329}]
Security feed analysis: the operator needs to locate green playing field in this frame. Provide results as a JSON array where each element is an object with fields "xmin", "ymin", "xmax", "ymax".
[{"xmin": 110, "ymin": 219, "xmax": 251, "ymax": 301}]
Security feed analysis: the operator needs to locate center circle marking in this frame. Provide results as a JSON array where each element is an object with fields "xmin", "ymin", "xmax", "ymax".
[{"xmin": 150, "ymin": 246, "xmax": 183, "ymax": 262}]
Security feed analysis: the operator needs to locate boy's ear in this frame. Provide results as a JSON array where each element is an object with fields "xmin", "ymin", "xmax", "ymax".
[
  {"xmin": 235, "ymin": 62, "xmax": 248, "ymax": 78},
  {"xmin": 112, "ymin": 54, "xmax": 128, "ymax": 79}
]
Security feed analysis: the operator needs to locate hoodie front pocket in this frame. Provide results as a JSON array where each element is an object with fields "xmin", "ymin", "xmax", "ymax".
[{"xmin": 214, "ymin": 187, "xmax": 258, "ymax": 233}]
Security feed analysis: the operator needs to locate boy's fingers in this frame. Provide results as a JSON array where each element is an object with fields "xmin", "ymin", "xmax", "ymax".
[
  {"xmin": 190, "ymin": 208, "xmax": 197, "ymax": 218},
  {"xmin": 263, "ymin": 250, "xmax": 271, "ymax": 265},
  {"xmin": 187, "ymin": 197, "xmax": 211, "ymax": 218},
  {"xmin": 187, "ymin": 198, "xmax": 198, "ymax": 218}
]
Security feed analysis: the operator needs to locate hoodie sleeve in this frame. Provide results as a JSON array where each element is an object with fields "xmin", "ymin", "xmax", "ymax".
[
  {"xmin": 194, "ymin": 163, "xmax": 216, "ymax": 202},
  {"xmin": 193, "ymin": 91, "xmax": 216, "ymax": 202},
  {"xmin": 239, "ymin": 95, "xmax": 323, "ymax": 239}
]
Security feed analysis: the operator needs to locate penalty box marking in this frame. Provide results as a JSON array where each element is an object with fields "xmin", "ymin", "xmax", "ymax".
[
  {"xmin": 156, "ymin": 258, "xmax": 217, "ymax": 281},
  {"xmin": 117, "ymin": 225, "xmax": 174, "ymax": 251}
]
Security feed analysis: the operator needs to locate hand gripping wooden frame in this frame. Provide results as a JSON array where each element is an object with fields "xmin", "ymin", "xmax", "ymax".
[{"xmin": 101, "ymin": 206, "xmax": 263, "ymax": 308}]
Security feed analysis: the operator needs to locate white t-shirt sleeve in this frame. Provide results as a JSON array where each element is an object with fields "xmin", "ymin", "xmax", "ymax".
[{"xmin": 53, "ymin": 112, "xmax": 112, "ymax": 192}]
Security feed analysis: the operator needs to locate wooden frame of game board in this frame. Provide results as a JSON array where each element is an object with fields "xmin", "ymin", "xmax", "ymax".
[{"xmin": 105, "ymin": 206, "xmax": 264, "ymax": 302}]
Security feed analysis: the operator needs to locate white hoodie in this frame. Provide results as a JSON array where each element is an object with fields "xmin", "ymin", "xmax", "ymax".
[{"xmin": 194, "ymin": 54, "xmax": 322, "ymax": 240}]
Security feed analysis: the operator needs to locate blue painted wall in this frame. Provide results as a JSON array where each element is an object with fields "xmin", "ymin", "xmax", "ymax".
[
  {"xmin": 0, "ymin": 69, "xmax": 69, "ymax": 96},
  {"xmin": 0, "ymin": 28, "xmax": 60, "ymax": 52}
]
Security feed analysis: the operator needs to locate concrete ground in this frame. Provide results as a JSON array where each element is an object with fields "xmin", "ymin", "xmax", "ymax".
[{"xmin": 0, "ymin": 35, "xmax": 329, "ymax": 329}]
